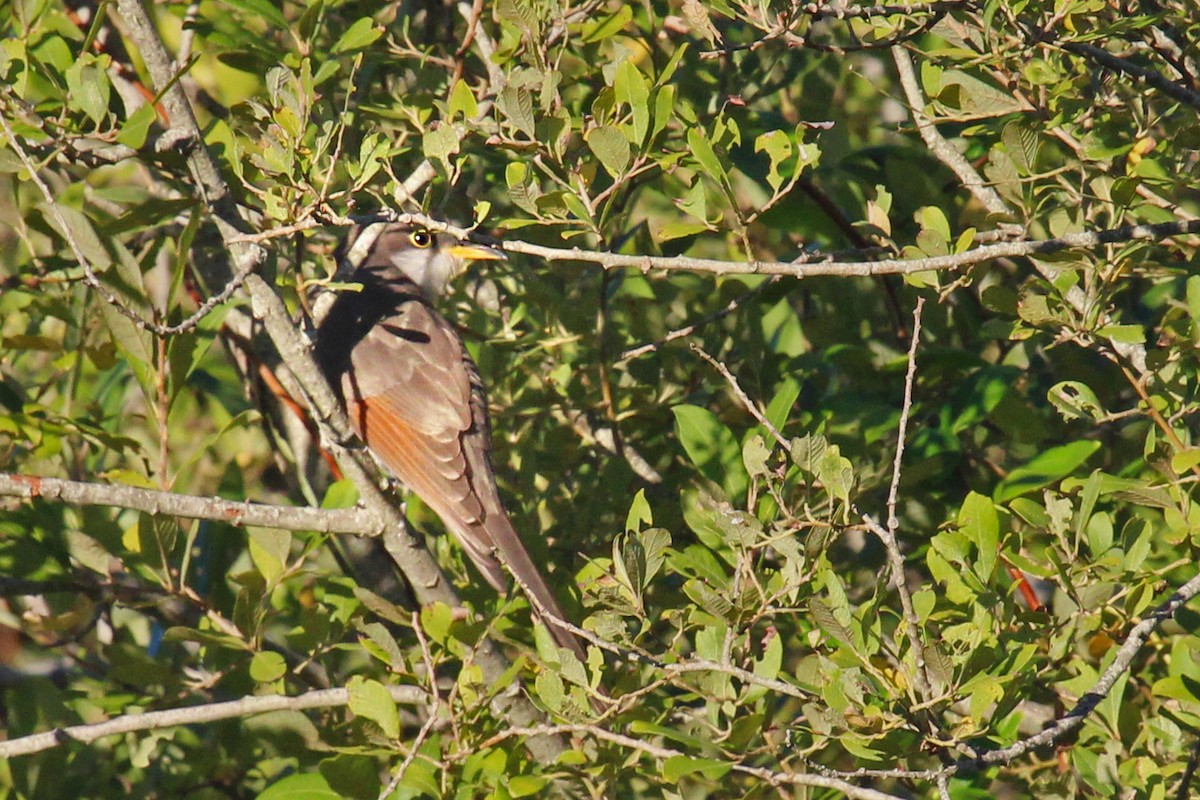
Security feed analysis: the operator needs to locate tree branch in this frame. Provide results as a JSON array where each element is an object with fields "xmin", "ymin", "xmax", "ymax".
[
  {"xmin": 0, "ymin": 685, "xmax": 425, "ymax": 759},
  {"xmin": 0, "ymin": 472, "xmax": 384, "ymax": 535},
  {"xmin": 891, "ymin": 46, "xmax": 1016, "ymax": 222},
  {"xmin": 240, "ymin": 211, "xmax": 1200, "ymax": 282},
  {"xmin": 1058, "ymin": 40, "xmax": 1200, "ymax": 111}
]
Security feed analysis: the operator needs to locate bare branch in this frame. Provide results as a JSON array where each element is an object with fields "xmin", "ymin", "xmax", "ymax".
[
  {"xmin": 250, "ymin": 211, "xmax": 1200, "ymax": 282},
  {"xmin": 561, "ymin": 409, "xmax": 664, "ymax": 484},
  {"xmin": 886, "ymin": 297, "xmax": 925, "ymax": 533},
  {"xmin": 862, "ymin": 297, "xmax": 932, "ymax": 704},
  {"xmin": 0, "ymin": 472, "xmax": 384, "ymax": 535},
  {"xmin": 0, "ymin": 685, "xmax": 425, "ymax": 759}
]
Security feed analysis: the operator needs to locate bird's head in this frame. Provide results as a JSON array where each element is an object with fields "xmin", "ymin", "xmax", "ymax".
[{"xmin": 344, "ymin": 223, "xmax": 506, "ymax": 299}]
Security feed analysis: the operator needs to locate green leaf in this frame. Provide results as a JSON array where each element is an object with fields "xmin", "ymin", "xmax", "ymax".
[
  {"xmin": 535, "ymin": 668, "xmax": 564, "ymax": 712},
  {"xmin": 1048, "ymin": 381, "xmax": 1106, "ymax": 422},
  {"xmin": 1085, "ymin": 511, "xmax": 1114, "ymax": 556},
  {"xmin": 625, "ymin": 488, "xmax": 652, "ymax": 533},
  {"xmin": 662, "ymin": 756, "xmax": 732, "ymax": 783},
  {"xmin": 420, "ymin": 602, "xmax": 454, "ymax": 645},
  {"xmin": 614, "ymin": 59, "xmax": 650, "ymax": 145},
  {"xmin": 498, "ymin": 85, "xmax": 536, "ymax": 137},
  {"xmin": 116, "ymin": 103, "xmax": 157, "ymax": 149},
  {"xmin": 508, "ymin": 775, "xmax": 549, "ymax": 797},
  {"xmin": 651, "ymin": 83, "xmax": 676, "ymax": 142},
  {"xmin": 657, "ymin": 42, "xmax": 690, "ymax": 85},
  {"xmin": 790, "ymin": 433, "xmax": 828, "ymax": 476},
  {"xmin": 332, "ymin": 17, "xmax": 383, "ymax": 53},
  {"xmin": 163, "ymin": 627, "xmax": 249, "ymax": 651},
  {"xmin": 257, "ymin": 773, "xmax": 339, "ymax": 800},
  {"xmin": 742, "ymin": 434, "xmax": 770, "ymax": 477},
  {"xmin": 687, "ymin": 127, "xmax": 727, "ymax": 187},
  {"xmin": 581, "ymin": 5, "xmax": 632, "ymax": 41},
  {"xmin": 587, "ymin": 124, "xmax": 630, "ymax": 177},
  {"xmin": 1171, "ymin": 449, "xmax": 1200, "ymax": 475},
  {"xmin": 918, "ymin": 205, "xmax": 952, "ymax": 243},
  {"xmin": 672, "ymin": 404, "xmax": 746, "ymax": 499},
  {"xmin": 958, "ymin": 491, "xmax": 999, "ymax": 582},
  {"xmin": 422, "ymin": 124, "xmax": 460, "ymax": 174},
  {"xmin": 319, "ymin": 754, "xmax": 381, "ymax": 800},
  {"xmin": 816, "ymin": 445, "xmax": 854, "ymax": 505},
  {"xmin": 938, "ymin": 70, "xmax": 1026, "ymax": 118},
  {"xmin": 1002, "ymin": 119, "xmax": 1040, "ymax": 175},
  {"xmin": 247, "ymin": 526, "xmax": 289, "ymax": 586},
  {"xmin": 613, "ymin": 532, "xmax": 645, "ymax": 601},
  {"xmin": 448, "ymin": 78, "xmax": 478, "ymax": 120},
  {"xmin": 65, "ymin": 56, "xmax": 111, "ymax": 124},
  {"xmin": 346, "ymin": 676, "xmax": 399, "ymax": 739},
  {"xmin": 754, "ymin": 632, "xmax": 783, "ymax": 681},
  {"xmin": 249, "ymin": 650, "xmax": 287, "ymax": 683},
  {"xmin": 321, "ymin": 478, "xmax": 359, "ymax": 509},
  {"xmin": 994, "ymin": 441, "xmax": 1102, "ymax": 502},
  {"xmin": 219, "ymin": 0, "xmax": 289, "ymax": 28},
  {"xmin": 754, "ymin": 129, "xmax": 793, "ymax": 191},
  {"xmin": 641, "ymin": 528, "xmax": 671, "ymax": 587},
  {"xmin": 764, "ymin": 376, "xmax": 800, "ymax": 433},
  {"xmin": 1096, "ymin": 323, "xmax": 1145, "ymax": 344},
  {"xmin": 658, "ymin": 221, "xmax": 710, "ymax": 241}
]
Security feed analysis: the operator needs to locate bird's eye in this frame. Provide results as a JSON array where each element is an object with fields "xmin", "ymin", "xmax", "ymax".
[{"xmin": 409, "ymin": 230, "xmax": 433, "ymax": 249}]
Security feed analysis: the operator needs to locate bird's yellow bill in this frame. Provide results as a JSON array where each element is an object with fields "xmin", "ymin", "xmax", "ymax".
[{"xmin": 448, "ymin": 243, "xmax": 507, "ymax": 262}]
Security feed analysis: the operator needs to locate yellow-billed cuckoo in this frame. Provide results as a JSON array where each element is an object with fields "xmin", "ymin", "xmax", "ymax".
[{"xmin": 314, "ymin": 224, "xmax": 586, "ymax": 663}]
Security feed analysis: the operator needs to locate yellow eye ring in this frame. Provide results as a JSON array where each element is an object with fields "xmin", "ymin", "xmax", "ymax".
[{"xmin": 409, "ymin": 230, "xmax": 433, "ymax": 248}]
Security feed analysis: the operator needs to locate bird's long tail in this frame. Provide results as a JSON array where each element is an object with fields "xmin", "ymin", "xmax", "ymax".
[{"xmin": 481, "ymin": 515, "xmax": 589, "ymax": 666}]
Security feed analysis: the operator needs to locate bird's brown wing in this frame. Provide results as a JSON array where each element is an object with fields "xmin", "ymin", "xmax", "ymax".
[
  {"xmin": 342, "ymin": 298, "xmax": 506, "ymax": 589},
  {"xmin": 343, "ymin": 298, "xmax": 585, "ymax": 661}
]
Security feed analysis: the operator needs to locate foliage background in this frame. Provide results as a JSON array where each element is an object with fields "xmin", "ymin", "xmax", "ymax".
[{"xmin": 2, "ymin": 0, "xmax": 1200, "ymax": 797}]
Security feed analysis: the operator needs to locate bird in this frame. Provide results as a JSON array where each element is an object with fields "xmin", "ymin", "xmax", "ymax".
[{"xmin": 313, "ymin": 223, "xmax": 587, "ymax": 664}]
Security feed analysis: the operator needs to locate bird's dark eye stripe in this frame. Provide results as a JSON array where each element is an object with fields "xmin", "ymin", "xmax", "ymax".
[{"xmin": 410, "ymin": 231, "xmax": 433, "ymax": 248}]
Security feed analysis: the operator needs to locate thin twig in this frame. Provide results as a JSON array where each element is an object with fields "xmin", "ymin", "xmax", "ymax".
[
  {"xmin": 1058, "ymin": 40, "xmax": 1200, "ymax": 111},
  {"xmin": 378, "ymin": 613, "xmax": 442, "ymax": 800},
  {"xmin": 1176, "ymin": 737, "xmax": 1200, "ymax": 800},
  {"xmin": 690, "ymin": 343, "xmax": 793, "ymax": 454},
  {"xmin": 886, "ymin": 296, "xmax": 925, "ymax": 531},
  {"xmin": 864, "ymin": 296, "xmax": 932, "ymax": 703},
  {"xmin": 176, "ymin": 2, "xmax": 201, "ymax": 67},
  {"xmin": 618, "ymin": 277, "xmax": 780, "ymax": 362}
]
